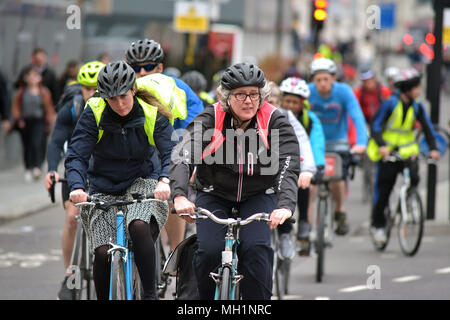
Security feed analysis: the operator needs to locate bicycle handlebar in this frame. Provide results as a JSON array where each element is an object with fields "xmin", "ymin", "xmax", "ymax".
[
  {"xmin": 74, "ymin": 192, "xmax": 165, "ymax": 210},
  {"xmin": 382, "ymin": 152, "xmax": 437, "ymax": 165},
  {"xmin": 48, "ymin": 172, "xmax": 68, "ymax": 203},
  {"xmin": 171, "ymin": 207, "xmax": 296, "ymax": 225}
]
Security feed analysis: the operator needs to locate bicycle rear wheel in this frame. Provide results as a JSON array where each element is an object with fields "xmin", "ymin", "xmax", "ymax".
[
  {"xmin": 110, "ymin": 250, "xmax": 127, "ymax": 300},
  {"xmin": 219, "ymin": 266, "xmax": 231, "ymax": 300},
  {"xmin": 132, "ymin": 259, "xmax": 143, "ymax": 300},
  {"xmin": 398, "ymin": 190, "xmax": 424, "ymax": 256},
  {"xmin": 272, "ymin": 232, "xmax": 283, "ymax": 300},
  {"xmin": 315, "ymin": 197, "xmax": 327, "ymax": 283}
]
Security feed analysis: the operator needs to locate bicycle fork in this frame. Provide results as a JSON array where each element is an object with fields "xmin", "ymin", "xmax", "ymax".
[
  {"xmin": 108, "ymin": 212, "xmax": 134, "ymax": 300},
  {"xmin": 211, "ymin": 231, "xmax": 243, "ymax": 300}
]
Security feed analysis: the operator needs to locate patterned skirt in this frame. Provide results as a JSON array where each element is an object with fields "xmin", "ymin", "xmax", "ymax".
[{"xmin": 80, "ymin": 178, "xmax": 168, "ymax": 253}]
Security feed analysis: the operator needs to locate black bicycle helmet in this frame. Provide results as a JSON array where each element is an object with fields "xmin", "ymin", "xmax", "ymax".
[
  {"xmin": 125, "ymin": 39, "xmax": 164, "ymax": 65},
  {"xmin": 97, "ymin": 61, "xmax": 136, "ymax": 98},
  {"xmin": 220, "ymin": 62, "xmax": 266, "ymax": 90},
  {"xmin": 180, "ymin": 70, "xmax": 207, "ymax": 93}
]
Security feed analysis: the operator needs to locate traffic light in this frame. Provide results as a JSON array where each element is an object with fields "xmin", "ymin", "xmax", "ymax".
[
  {"xmin": 314, "ymin": 0, "xmax": 328, "ymax": 21},
  {"xmin": 311, "ymin": 0, "xmax": 328, "ymax": 50}
]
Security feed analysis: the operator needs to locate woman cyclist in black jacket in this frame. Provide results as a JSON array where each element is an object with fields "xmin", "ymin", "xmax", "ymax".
[{"xmin": 170, "ymin": 62, "xmax": 301, "ymax": 300}]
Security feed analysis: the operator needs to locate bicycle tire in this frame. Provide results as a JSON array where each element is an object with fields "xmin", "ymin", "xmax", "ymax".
[
  {"xmin": 156, "ymin": 236, "xmax": 169, "ymax": 299},
  {"xmin": 110, "ymin": 250, "xmax": 127, "ymax": 300},
  {"xmin": 315, "ymin": 197, "xmax": 327, "ymax": 283},
  {"xmin": 132, "ymin": 259, "xmax": 143, "ymax": 300},
  {"xmin": 68, "ymin": 222, "xmax": 83, "ymax": 300},
  {"xmin": 278, "ymin": 258, "xmax": 291, "ymax": 295},
  {"xmin": 219, "ymin": 266, "xmax": 231, "ymax": 300},
  {"xmin": 271, "ymin": 231, "xmax": 282, "ymax": 300},
  {"xmin": 398, "ymin": 190, "xmax": 424, "ymax": 256}
]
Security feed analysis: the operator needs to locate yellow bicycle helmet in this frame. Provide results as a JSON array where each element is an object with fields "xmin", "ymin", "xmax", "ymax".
[{"xmin": 77, "ymin": 60, "xmax": 105, "ymax": 87}]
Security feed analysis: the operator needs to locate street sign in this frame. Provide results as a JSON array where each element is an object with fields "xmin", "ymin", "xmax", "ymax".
[
  {"xmin": 174, "ymin": 1, "xmax": 210, "ymax": 34},
  {"xmin": 379, "ymin": 2, "xmax": 395, "ymax": 30},
  {"xmin": 443, "ymin": 8, "xmax": 450, "ymax": 45}
]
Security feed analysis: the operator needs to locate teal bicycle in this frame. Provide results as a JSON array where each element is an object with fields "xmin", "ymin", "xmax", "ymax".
[{"xmin": 75, "ymin": 192, "xmax": 164, "ymax": 300}]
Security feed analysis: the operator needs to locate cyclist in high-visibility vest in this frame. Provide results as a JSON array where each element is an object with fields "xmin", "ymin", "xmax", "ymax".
[
  {"xmin": 367, "ymin": 68, "xmax": 440, "ymax": 245},
  {"xmin": 44, "ymin": 60, "xmax": 104, "ymax": 300},
  {"xmin": 65, "ymin": 61, "xmax": 177, "ymax": 300}
]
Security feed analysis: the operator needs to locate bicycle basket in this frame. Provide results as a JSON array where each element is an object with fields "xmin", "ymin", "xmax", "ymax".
[{"xmin": 321, "ymin": 153, "xmax": 343, "ymax": 182}]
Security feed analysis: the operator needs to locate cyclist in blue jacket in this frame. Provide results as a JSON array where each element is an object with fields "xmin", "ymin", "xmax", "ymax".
[
  {"xmin": 125, "ymin": 39, "xmax": 204, "ymax": 252},
  {"xmin": 44, "ymin": 61, "xmax": 104, "ymax": 300},
  {"xmin": 308, "ymin": 58, "xmax": 368, "ymax": 235}
]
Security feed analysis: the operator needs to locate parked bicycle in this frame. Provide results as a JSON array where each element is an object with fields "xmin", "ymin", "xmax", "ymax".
[
  {"xmin": 370, "ymin": 152, "xmax": 433, "ymax": 256},
  {"xmin": 75, "ymin": 192, "xmax": 165, "ymax": 300},
  {"xmin": 172, "ymin": 207, "xmax": 294, "ymax": 300}
]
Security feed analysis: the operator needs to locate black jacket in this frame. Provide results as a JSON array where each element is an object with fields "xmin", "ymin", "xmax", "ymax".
[{"xmin": 170, "ymin": 103, "xmax": 300, "ymax": 213}]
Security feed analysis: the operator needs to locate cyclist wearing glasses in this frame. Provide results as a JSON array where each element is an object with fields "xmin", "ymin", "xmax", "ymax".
[
  {"xmin": 65, "ymin": 61, "xmax": 176, "ymax": 300},
  {"xmin": 170, "ymin": 62, "xmax": 301, "ymax": 300},
  {"xmin": 44, "ymin": 61, "xmax": 104, "ymax": 300},
  {"xmin": 279, "ymin": 77, "xmax": 326, "ymax": 256},
  {"xmin": 367, "ymin": 68, "xmax": 440, "ymax": 244},
  {"xmin": 125, "ymin": 39, "xmax": 204, "ymax": 252},
  {"xmin": 308, "ymin": 58, "xmax": 368, "ymax": 235}
]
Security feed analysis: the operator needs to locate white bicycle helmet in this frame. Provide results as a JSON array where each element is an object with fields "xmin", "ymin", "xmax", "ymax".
[
  {"xmin": 393, "ymin": 68, "xmax": 422, "ymax": 92},
  {"xmin": 309, "ymin": 58, "xmax": 337, "ymax": 78},
  {"xmin": 384, "ymin": 66, "xmax": 400, "ymax": 81},
  {"xmin": 279, "ymin": 77, "xmax": 310, "ymax": 99}
]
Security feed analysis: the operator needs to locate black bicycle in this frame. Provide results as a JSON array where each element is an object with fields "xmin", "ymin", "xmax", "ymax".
[{"xmin": 312, "ymin": 153, "xmax": 359, "ymax": 283}]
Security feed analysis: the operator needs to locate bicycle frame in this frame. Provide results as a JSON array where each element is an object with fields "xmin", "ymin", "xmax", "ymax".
[
  {"xmin": 211, "ymin": 224, "xmax": 242, "ymax": 300},
  {"xmin": 108, "ymin": 210, "xmax": 136, "ymax": 300},
  {"xmin": 178, "ymin": 209, "xmax": 274, "ymax": 300}
]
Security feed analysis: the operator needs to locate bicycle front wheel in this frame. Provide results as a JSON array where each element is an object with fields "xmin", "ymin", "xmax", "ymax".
[
  {"xmin": 110, "ymin": 251, "xmax": 127, "ymax": 300},
  {"xmin": 315, "ymin": 197, "xmax": 327, "ymax": 283},
  {"xmin": 398, "ymin": 190, "xmax": 424, "ymax": 256}
]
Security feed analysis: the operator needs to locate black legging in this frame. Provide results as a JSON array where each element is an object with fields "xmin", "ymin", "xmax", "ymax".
[
  {"xmin": 277, "ymin": 187, "xmax": 310, "ymax": 237},
  {"xmin": 93, "ymin": 219, "xmax": 157, "ymax": 300},
  {"xmin": 19, "ymin": 117, "xmax": 45, "ymax": 169}
]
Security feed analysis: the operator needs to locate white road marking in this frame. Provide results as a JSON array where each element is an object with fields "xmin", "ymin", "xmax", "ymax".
[
  {"xmin": 348, "ymin": 237, "xmax": 365, "ymax": 243},
  {"xmin": 422, "ymin": 237, "xmax": 435, "ymax": 243},
  {"xmin": 392, "ymin": 275, "xmax": 421, "ymax": 283},
  {"xmin": 435, "ymin": 267, "xmax": 450, "ymax": 274},
  {"xmin": 271, "ymin": 295, "xmax": 303, "ymax": 300},
  {"xmin": 339, "ymin": 285, "xmax": 369, "ymax": 293},
  {"xmin": 315, "ymin": 296, "xmax": 331, "ymax": 300}
]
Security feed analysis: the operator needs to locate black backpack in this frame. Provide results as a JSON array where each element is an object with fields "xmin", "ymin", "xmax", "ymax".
[
  {"xmin": 163, "ymin": 234, "xmax": 200, "ymax": 300},
  {"xmin": 56, "ymin": 83, "xmax": 82, "ymax": 112}
]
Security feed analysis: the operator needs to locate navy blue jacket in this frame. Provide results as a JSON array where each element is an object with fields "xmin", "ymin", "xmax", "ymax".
[
  {"xmin": 47, "ymin": 94, "xmax": 84, "ymax": 172},
  {"xmin": 65, "ymin": 97, "xmax": 176, "ymax": 195}
]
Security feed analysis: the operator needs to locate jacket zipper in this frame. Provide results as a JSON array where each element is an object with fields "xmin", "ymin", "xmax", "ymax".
[{"xmin": 237, "ymin": 141, "xmax": 244, "ymax": 202}]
